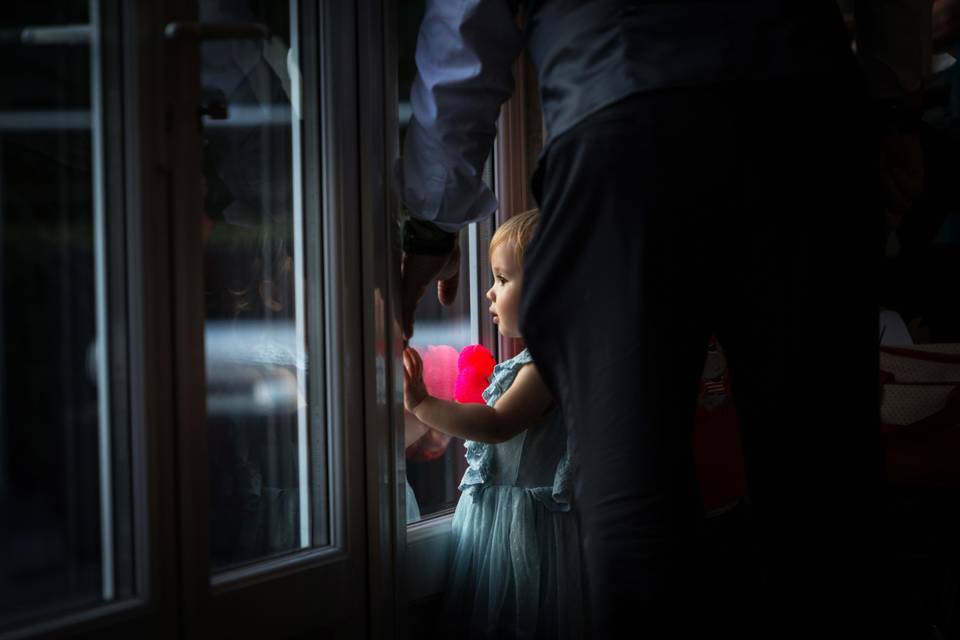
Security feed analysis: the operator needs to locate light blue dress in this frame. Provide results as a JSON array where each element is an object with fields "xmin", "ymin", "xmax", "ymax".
[
  {"xmin": 405, "ymin": 479, "xmax": 421, "ymax": 524},
  {"xmin": 442, "ymin": 350, "xmax": 584, "ymax": 639}
]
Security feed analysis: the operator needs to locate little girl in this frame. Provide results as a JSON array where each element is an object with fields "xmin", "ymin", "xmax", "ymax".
[{"xmin": 403, "ymin": 210, "xmax": 583, "ymax": 639}]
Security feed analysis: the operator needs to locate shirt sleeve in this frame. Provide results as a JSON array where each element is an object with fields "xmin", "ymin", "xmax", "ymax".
[
  {"xmin": 854, "ymin": 0, "xmax": 932, "ymax": 100},
  {"xmin": 396, "ymin": 0, "xmax": 523, "ymax": 232}
]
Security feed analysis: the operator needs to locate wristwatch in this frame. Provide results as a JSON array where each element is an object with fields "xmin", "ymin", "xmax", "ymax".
[{"xmin": 402, "ymin": 217, "xmax": 457, "ymax": 256}]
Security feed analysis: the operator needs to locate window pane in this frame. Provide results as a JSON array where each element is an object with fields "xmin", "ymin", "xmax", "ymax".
[
  {"xmin": 200, "ymin": 0, "xmax": 319, "ymax": 571},
  {"xmin": 398, "ymin": 0, "xmax": 487, "ymax": 522},
  {"xmin": 404, "ymin": 232, "xmax": 476, "ymax": 521},
  {"xmin": 0, "ymin": 2, "xmax": 133, "ymax": 630}
]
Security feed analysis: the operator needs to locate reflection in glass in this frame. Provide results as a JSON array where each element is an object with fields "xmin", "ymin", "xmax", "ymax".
[
  {"xmin": 404, "ymin": 231, "xmax": 475, "ymax": 520},
  {"xmin": 0, "ymin": 2, "xmax": 132, "ymax": 631},
  {"xmin": 200, "ymin": 0, "xmax": 312, "ymax": 571}
]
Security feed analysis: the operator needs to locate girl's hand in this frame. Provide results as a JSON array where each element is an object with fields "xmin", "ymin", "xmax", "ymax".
[{"xmin": 403, "ymin": 347, "xmax": 429, "ymax": 413}]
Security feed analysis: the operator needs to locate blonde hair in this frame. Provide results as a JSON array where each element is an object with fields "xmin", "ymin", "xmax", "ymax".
[{"xmin": 489, "ymin": 209, "xmax": 539, "ymax": 262}]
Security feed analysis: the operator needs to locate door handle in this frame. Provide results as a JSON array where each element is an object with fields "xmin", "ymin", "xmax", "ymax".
[{"xmin": 0, "ymin": 24, "xmax": 92, "ymax": 45}]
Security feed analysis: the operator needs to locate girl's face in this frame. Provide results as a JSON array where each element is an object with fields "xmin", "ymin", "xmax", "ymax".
[{"xmin": 485, "ymin": 243, "xmax": 523, "ymax": 338}]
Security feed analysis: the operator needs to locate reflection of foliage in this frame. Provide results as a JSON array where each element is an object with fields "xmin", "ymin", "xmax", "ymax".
[
  {"xmin": 3, "ymin": 222, "xmax": 95, "ymax": 252},
  {"xmin": 204, "ymin": 218, "xmax": 294, "ymax": 249}
]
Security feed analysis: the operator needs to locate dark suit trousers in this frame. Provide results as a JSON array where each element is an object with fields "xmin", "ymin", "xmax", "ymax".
[{"xmin": 521, "ymin": 72, "xmax": 888, "ymax": 638}]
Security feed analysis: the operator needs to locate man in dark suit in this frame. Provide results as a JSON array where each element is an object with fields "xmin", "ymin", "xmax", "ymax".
[{"xmin": 398, "ymin": 2, "xmax": 931, "ymax": 636}]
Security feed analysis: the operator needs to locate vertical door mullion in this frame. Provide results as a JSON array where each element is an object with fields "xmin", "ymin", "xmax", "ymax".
[
  {"xmin": 317, "ymin": 0, "xmax": 370, "ymax": 631},
  {"xmin": 162, "ymin": 1, "xmax": 212, "ymax": 637},
  {"xmin": 357, "ymin": 0, "xmax": 404, "ymax": 636},
  {"xmin": 88, "ymin": 0, "xmax": 116, "ymax": 602},
  {"xmin": 127, "ymin": 0, "xmax": 186, "ymax": 637},
  {"xmin": 303, "ymin": 0, "xmax": 330, "ymax": 554}
]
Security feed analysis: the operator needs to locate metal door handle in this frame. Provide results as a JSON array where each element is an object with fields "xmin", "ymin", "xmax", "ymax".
[{"xmin": 0, "ymin": 24, "xmax": 92, "ymax": 46}]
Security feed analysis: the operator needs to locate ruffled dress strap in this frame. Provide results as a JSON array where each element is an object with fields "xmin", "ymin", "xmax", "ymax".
[
  {"xmin": 458, "ymin": 350, "xmax": 534, "ymax": 495},
  {"xmin": 481, "ymin": 349, "xmax": 533, "ymax": 405}
]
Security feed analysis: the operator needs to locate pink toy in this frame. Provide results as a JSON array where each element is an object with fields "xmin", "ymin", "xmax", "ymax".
[
  {"xmin": 407, "ymin": 345, "xmax": 458, "ymax": 461},
  {"xmin": 406, "ymin": 344, "xmax": 495, "ymax": 462},
  {"xmin": 455, "ymin": 344, "xmax": 495, "ymax": 404},
  {"xmin": 420, "ymin": 345, "xmax": 459, "ymax": 401}
]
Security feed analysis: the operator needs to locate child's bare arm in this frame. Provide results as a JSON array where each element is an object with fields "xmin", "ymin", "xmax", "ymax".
[{"xmin": 403, "ymin": 347, "xmax": 553, "ymax": 444}]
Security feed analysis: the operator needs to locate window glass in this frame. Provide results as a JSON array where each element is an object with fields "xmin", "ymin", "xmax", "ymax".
[
  {"xmin": 398, "ymin": 0, "xmax": 492, "ymax": 522},
  {"xmin": 403, "ymin": 232, "xmax": 474, "ymax": 521},
  {"xmin": 0, "ymin": 2, "xmax": 134, "ymax": 630},
  {"xmin": 200, "ymin": 0, "xmax": 320, "ymax": 571}
]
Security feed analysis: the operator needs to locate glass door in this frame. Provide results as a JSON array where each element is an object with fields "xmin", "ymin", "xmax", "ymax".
[
  {"xmin": 0, "ymin": 1, "xmax": 386, "ymax": 637},
  {"xmin": 195, "ymin": 0, "xmax": 318, "ymax": 575},
  {"xmin": 163, "ymin": 0, "xmax": 369, "ymax": 636},
  {"xmin": 0, "ymin": 2, "xmax": 141, "ymax": 634}
]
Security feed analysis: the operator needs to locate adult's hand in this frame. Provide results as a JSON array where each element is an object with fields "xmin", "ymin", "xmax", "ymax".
[{"xmin": 400, "ymin": 244, "xmax": 461, "ymax": 342}]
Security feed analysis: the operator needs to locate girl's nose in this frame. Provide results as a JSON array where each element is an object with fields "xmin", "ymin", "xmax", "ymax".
[{"xmin": 485, "ymin": 286, "xmax": 494, "ymax": 301}]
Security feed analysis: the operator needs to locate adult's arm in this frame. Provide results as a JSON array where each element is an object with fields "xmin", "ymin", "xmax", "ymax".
[
  {"xmin": 397, "ymin": 0, "xmax": 523, "ymax": 339},
  {"xmin": 397, "ymin": 0, "xmax": 523, "ymax": 232}
]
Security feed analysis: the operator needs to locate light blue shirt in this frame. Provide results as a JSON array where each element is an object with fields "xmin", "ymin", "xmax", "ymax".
[
  {"xmin": 397, "ymin": 0, "xmax": 929, "ymax": 233},
  {"xmin": 396, "ymin": 0, "xmax": 522, "ymax": 233}
]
